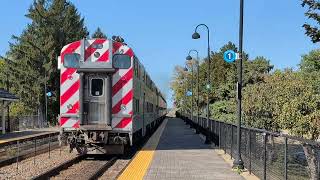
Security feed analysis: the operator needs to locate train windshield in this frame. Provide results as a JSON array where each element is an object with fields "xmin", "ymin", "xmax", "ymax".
[
  {"xmin": 91, "ymin": 78, "xmax": 104, "ymax": 96},
  {"xmin": 113, "ymin": 54, "xmax": 131, "ymax": 69},
  {"xmin": 63, "ymin": 53, "xmax": 80, "ymax": 68}
]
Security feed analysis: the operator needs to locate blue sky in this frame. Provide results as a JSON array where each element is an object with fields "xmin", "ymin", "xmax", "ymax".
[{"xmin": 0, "ymin": 0, "xmax": 318, "ymax": 107}]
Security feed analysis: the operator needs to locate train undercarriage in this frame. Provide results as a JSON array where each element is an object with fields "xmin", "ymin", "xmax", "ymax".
[{"xmin": 60, "ymin": 127, "xmax": 130, "ymax": 155}]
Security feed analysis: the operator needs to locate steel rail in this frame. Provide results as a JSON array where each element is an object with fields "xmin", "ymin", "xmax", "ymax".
[
  {"xmin": 88, "ymin": 156, "xmax": 118, "ymax": 180},
  {"xmin": 32, "ymin": 154, "xmax": 87, "ymax": 180}
]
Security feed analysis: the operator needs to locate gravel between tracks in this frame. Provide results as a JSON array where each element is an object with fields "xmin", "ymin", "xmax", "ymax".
[
  {"xmin": 99, "ymin": 159, "xmax": 131, "ymax": 180},
  {"xmin": 51, "ymin": 159, "xmax": 109, "ymax": 180},
  {"xmin": 0, "ymin": 146, "xmax": 78, "ymax": 179}
]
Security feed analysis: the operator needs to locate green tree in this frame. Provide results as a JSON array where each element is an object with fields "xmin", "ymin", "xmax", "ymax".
[
  {"xmin": 208, "ymin": 43, "xmax": 271, "ymax": 122},
  {"xmin": 171, "ymin": 42, "xmax": 272, "ymax": 122},
  {"xmin": 300, "ymin": 49, "xmax": 320, "ymax": 72},
  {"xmin": 170, "ymin": 64, "xmax": 194, "ymax": 113},
  {"xmin": 277, "ymin": 71, "xmax": 320, "ymax": 180},
  {"xmin": 3, "ymin": 0, "xmax": 88, "ymax": 122},
  {"xmin": 91, "ymin": 27, "xmax": 107, "ymax": 39},
  {"xmin": 244, "ymin": 56, "xmax": 273, "ymax": 85},
  {"xmin": 0, "ymin": 59, "xmax": 5, "ymax": 88},
  {"xmin": 243, "ymin": 52, "xmax": 320, "ymax": 179},
  {"xmin": 301, "ymin": 0, "xmax": 320, "ymax": 43}
]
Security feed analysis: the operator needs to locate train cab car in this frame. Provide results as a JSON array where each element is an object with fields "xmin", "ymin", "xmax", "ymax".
[{"xmin": 58, "ymin": 38, "xmax": 167, "ymax": 154}]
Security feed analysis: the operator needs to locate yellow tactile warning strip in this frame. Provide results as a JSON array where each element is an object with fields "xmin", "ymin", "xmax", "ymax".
[{"xmin": 117, "ymin": 119, "xmax": 168, "ymax": 180}]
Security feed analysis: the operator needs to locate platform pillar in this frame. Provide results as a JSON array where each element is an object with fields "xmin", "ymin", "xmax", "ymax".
[{"xmin": 1, "ymin": 102, "xmax": 7, "ymax": 134}]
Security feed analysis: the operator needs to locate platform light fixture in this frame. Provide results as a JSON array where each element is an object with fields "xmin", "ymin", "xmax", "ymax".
[
  {"xmin": 186, "ymin": 50, "xmax": 200, "ymax": 134},
  {"xmin": 192, "ymin": 24, "xmax": 211, "ymax": 144}
]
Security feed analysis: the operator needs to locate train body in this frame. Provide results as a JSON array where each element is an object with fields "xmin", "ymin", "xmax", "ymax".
[{"xmin": 58, "ymin": 38, "xmax": 167, "ymax": 154}]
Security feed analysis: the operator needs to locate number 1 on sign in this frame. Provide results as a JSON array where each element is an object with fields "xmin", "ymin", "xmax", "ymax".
[{"xmin": 228, "ymin": 53, "xmax": 232, "ymax": 60}]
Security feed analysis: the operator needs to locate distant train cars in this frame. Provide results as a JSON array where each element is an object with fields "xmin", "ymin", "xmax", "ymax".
[{"xmin": 58, "ymin": 38, "xmax": 167, "ymax": 154}]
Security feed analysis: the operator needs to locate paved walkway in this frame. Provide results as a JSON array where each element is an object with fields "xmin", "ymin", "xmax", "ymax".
[
  {"xmin": 0, "ymin": 127, "xmax": 59, "ymax": 143},
  {"xmin": 118, "ymin": 118, "xmax": 243, "ymax": 180}
]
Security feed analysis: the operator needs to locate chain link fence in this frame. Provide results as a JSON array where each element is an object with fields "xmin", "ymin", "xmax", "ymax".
[{"xmin": 177, "ymin": 112, "xmax": 320, "ymax": 180}]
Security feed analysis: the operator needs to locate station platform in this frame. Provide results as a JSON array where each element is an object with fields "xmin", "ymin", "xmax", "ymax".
[
  {"xmin": 118, "ymin": 118, "xmax": 244, "ymax": 180},
  {"xmin": 0, "ymin": 127, "xmax": 59, "ymax": 144}
]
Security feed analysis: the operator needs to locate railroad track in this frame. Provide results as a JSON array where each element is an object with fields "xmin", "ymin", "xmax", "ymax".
[{"xmin": 32, "ymin": 155, "xmax": 118, "ymax": 180}]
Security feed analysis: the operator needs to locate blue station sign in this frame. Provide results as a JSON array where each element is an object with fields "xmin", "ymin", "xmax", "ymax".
[{"xmin": 223, "ymin": 50, "xmax": 237, "ymax": 63}]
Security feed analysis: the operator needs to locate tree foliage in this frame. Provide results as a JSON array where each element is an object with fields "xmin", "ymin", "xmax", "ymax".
[
  {"xmin": 1, "ymin": 0, "xmax": 88, "ymax": 121},
  {"xmin": 302, "ymin": 0, "xmax": 320, "ymax": 43},
  {"xmin": 91, "ymin": 27, "xmax": 107, "ymax": 39},
  {"xmin": 300, "ymin": 49, "xmax": 320, "ymax": 72},
  {"xmin": 0, "ymin": 60, "xmax": 6, "ymax": 88},
  {"xmin": 171, "ymin": 42, "xmax": 272, "ymax": 123},
  {"xmin": 171, "ymin": 44, "xmax": 320, "ymax": 139}
]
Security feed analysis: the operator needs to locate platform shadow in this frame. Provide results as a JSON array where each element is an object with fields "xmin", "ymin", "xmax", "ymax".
[
  {"xmin": 0, "ymin": 131, "xmax": 47, "ymax": 140},
  {"xmin": 145, "ymin": 118, "xmax": 213, "ymax": 151}
]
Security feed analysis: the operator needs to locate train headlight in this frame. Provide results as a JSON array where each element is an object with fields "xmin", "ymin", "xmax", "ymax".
[
  {"xmin": 121, "ymin": 104, "xmax": 126, "ymax": 111},
  {"xmin": 94, "ymin": 52, "xmax": 100, "ymax": 58},
  {"xmin": 67, "ymin": 75, "xmax": 73, "ymax": 80},
  {"xmin": 67, "ymin": 104, "xmax": 73, "ymax": 110}
]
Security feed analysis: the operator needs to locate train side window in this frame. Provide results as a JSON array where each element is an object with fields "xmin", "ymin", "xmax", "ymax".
[
  {"xmin": 113, "ymin": 54, "xmax": 131, "ymax": 69},
  {"xmin": 138, "ymin": 66, "xmax": 140, "ymax": 79},
  {"xmin": 134, "ymin": 57, "xmax": 139, "ymax": 77},
  {"xmin": 135, "ymin": 61, "xmax": 138, "ymax": 76},
  {"xmin": 133, "ymin": 98, "xmax": 136, "ymax": 112},
  {"xmin": 137, "ymin": 99, "xmax": 139, "ymax": 112},
  {"xmin": 134, "ymin": 98, "xmax": 140, "ymax": 113},
  {"xmin": 92, "ymin": 43, "xmax": 103, "ymax": 49},
  {"xmin": 91, "ymin": 78, "xmax": 104, "ymax": 96},
  {"xmin": 63, "ymin": 53, "xmax": 80, "ymax": 68}
]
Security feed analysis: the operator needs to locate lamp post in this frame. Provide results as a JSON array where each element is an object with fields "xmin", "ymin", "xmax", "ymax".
[
  {"xmin": 45, "ymin": 72, "xmax": 47, "ymax": 128},
  {"xmin": 192, "ymin": 24, "xmax": 211, "ymax": 144},
  {"xmin": 5, "ymin": 71, "xmax": 10, "ymax": 131},
  {"xmin": 184, "ymin": 57, "xmax": 194, "ymax": 123},
  {"xmin": 179, "ymin": 79, "xmax": 187, "ymax": 116},
  {"xmin": 233, "ymin": 0, "xmax": 245, "ymax": 169},
  {"xmin": 186, "ymin": 50, "xmax": 199, "ymax": 134},
  {"xmin": 183, "ymin": 67, "xmax": 190, "ymax": 117}
]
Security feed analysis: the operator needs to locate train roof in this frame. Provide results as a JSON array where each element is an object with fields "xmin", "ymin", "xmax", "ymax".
[{"xmin": 61, "ymin": 38, "xmax": 166, "ymax": 104}]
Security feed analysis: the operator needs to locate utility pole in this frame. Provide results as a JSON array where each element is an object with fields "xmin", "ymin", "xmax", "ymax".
[
  {"xmin": 6, "ymin": 72, "xmax": 10, "ymax": 132},
  {"xmin": 45, "ymin": 72, "xmax": 47, "ymax": 128},
  {"xmin": 233, "ymin": 0, "xmax": 245, "ymax": 169}
]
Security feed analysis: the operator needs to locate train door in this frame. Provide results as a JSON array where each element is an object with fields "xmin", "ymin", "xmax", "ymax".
[
  {"xmin": 142, "ymin": 92, "xmax": 146, "ymax": 136},
  {"xmin": 84, "ymin": 74, "xmax": 109, "ymax": 125}
]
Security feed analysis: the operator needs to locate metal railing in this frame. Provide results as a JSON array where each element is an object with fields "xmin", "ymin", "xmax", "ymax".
[
  {"xmin": 177, "ymin": 112, "xmax": 320, "ymax": 180},
  {"xmin": 0, "ymin": 132, "xmax": 60, "ymax": 169}
]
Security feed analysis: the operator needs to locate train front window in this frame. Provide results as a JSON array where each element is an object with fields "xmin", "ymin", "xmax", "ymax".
[
  {"xmin": 113, "ymin": 54, "xmax": 131, "ymax": 69},
  {"xmin": 63, "ymin": 53, "xmax": 80, "ymax": 68},
  {"xmin": 91, "ymin": 78, "xmax": 104, "ymax": 96}
]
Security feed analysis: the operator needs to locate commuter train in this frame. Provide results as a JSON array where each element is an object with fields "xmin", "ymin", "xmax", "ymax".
[{"xmin": 58, "ymin": 37, "xmax": 167, "ymax": 154}]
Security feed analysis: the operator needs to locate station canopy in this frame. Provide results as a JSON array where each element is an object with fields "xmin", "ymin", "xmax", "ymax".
[
  {"xmin": 0, "ymin": 88, "xmax": 18, "ymax": 101},
  {"xmin": 0, "ymin": 88, "xmax": 18, "ymax": 134}
]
